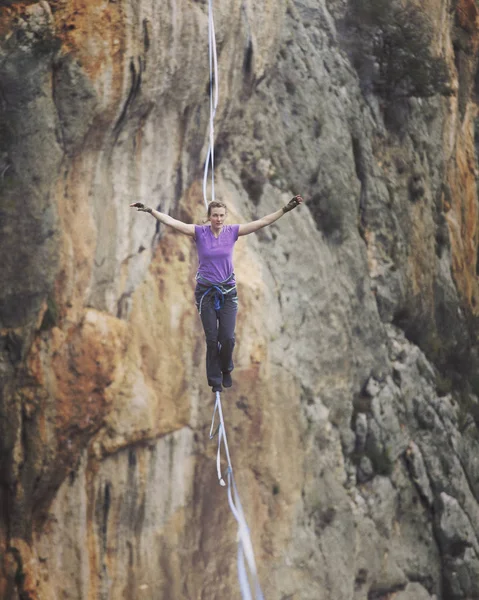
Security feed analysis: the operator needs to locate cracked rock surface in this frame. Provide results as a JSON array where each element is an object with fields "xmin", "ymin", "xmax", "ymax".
[{"xmin": 1, "ymin": 0, "xmax": 479, "ymax": 598}]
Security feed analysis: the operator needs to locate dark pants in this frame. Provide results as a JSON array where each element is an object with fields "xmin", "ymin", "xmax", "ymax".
[{"xmin": 195, "ymin": 285, "xmax": 238, "ymax": 388}]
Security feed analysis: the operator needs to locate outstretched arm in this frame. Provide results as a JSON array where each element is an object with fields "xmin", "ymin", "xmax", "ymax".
[
  {"xmin": 238, "ymin": 195, "xmax": 303, "ymax": 237},
  {"xmin": 130, "ymin": 203, "xmax": 195, "ymax": 237}
]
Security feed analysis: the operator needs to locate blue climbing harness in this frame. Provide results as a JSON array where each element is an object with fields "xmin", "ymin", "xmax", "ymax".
[{"xmin": 195, "ymin": 272, "xmax": 237, "ymax": 314}]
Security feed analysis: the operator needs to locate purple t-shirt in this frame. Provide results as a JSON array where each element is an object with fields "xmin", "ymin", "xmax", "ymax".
[{"xmin": 194, "ymin": 224, "xmax": 240, "ymax": 283}]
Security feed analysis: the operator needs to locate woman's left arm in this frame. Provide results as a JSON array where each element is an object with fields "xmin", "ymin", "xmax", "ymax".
[{"xmin": 238, "ymin": 195, "xmax": 303, "ymax": 237}]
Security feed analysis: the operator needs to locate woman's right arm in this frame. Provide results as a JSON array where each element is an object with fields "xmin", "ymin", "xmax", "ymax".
[{"xmin": 130, "ymin": 203, "xmax": 195, "ymax": 237}]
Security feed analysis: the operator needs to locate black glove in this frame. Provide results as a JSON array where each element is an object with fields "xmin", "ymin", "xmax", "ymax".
[
  {"xmin": 130, "ymin": 202, "xmax": 152, "ymax": 213},
  {"xmin": 283, "ymin": 195, "xmax": 302, "ymax": 213}
]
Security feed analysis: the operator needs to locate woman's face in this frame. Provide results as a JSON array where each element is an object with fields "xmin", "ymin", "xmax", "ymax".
[{"xmin": 209, "ymin": 207, "xmax": 226, "ymax": 229}]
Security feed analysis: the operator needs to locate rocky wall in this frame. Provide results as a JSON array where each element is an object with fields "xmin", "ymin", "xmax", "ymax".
[{"xmin": 1, "ymin": 0, "xmax": 479, "ymax": 598}]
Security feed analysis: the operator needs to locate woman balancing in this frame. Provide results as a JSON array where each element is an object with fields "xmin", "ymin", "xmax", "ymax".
[{"xmin": 130, "ymin": 196, "xmax": 303, "ymax": 393}]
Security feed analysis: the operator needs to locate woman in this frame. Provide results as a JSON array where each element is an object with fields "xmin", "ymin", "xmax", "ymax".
[{"xmin": 130, "ymin": 195, "xmax": 303, "ymax": 392}]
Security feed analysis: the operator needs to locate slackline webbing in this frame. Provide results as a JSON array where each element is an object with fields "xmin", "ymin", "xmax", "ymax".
[
  {"xmin": 202, "ymin": 2, "xmax": 264, "ymax": 598},
  {"xmin": 202, "ymin": 0, "xmax": 219, "ymax": 210},
  {"xmin": 209, "ymin": 393, "xmax": 264, "ymax": 600}
]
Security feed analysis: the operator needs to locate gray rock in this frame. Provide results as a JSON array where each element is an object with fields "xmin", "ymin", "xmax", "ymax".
[
  {"xmin": 355, "ymin": 412, "xmax": 368, "ymax": 453},
  {"xmin": 405, "ymin": 441, "xmax": 434, "ymax": 506},
  {"xmin": 357, "ymin": 455, "xmax": 374, "ymax": 483}
]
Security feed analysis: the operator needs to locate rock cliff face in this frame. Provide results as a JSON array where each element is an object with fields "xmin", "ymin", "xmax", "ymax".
[{"xmin": 1, "ymin": 0, "xmax": 479, "ymax": 598}]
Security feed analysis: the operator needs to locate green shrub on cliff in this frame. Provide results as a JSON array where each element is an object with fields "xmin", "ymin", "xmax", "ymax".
[{"xmin": 346, "ymin": 0, "xmax": 450, "ymax": 99}]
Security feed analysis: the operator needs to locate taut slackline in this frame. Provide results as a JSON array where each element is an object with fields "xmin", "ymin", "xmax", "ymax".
[
  {"xmin": 130, "ymin": 1, "xmax": 303, "ymax": 597},
  {"xmin": 203, "ymin": 2, "xmax": 264, "ymax": 598}
]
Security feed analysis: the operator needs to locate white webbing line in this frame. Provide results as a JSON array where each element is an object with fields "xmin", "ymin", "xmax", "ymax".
[
  {"xmin": 202, "ymin": 3, "xmax": 264, "ymax": 597},
  {"xmin": 202, "ymin": 0, "xmax": 219, "ymax": 209},
  {"xmin": 209, "ymin": 393, "xmax": 264, "ymax": 600}
]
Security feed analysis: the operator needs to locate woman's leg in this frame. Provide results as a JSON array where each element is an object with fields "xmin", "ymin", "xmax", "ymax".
[
  {"xmin": 195, "ymin": 289, "xmax": 222, "ymax": 389},
  {"xmin": 217, "ymin": 291, "xmax": 238, "ymax": 376}
]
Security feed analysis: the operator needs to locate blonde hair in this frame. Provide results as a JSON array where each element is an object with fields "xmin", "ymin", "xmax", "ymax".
[
  {"xmin": 202, "ymin": 201, "xmax": 228, "ymax": 223},
  {"xmin": 207, "ymin": 201, "xmax": 227, "ymax": 217}
]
